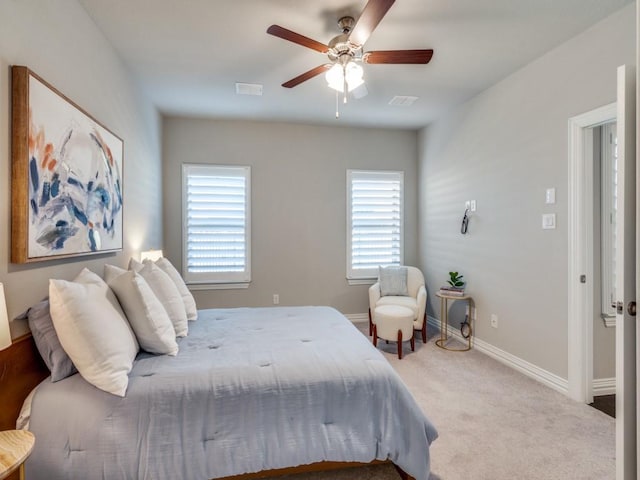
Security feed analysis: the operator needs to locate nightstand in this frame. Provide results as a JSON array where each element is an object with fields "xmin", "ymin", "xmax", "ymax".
[
  {"xmin": 435, "ymin": 291, "xmax": 473, "ymax": 351},
  {"xmin": 0, "ymin": 430, "xmax": 35, "ymax": 480}
]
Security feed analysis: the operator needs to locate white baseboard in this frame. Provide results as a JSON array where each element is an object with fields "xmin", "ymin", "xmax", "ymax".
[
  {"xmin": 592, "ymin": 377, "xmax": 615, "ymax": 396},
  {"xmin": 427, "ymin": 316, "xmax": 569, "ymax": 396},
  {"xmin": 345, "ymin": 313, "xmax": 369, "ymax": 324}
]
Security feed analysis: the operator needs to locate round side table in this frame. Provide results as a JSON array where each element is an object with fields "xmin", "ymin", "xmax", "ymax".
[
  {"xmin": 0, "ymin": 430, "xmax": 35, "ymax": 480},
  {"xmin": 435, "ymin": 291, "xmax": 473, "ymax": 352}
]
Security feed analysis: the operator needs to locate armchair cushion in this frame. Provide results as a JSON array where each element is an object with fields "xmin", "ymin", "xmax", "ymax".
[
  {"xmin": 379, "ymin": 266, "xmax": 409, "ymax": 296},
  {"xmin": 377, "ymin": 295, "xmax": 418, "ymax": 317}
]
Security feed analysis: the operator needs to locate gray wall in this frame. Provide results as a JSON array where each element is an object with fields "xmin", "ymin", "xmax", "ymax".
[
  {"xmin": 162, "ymin": 117, "xmax": 418, "ymax": 315},
  {"xmin": 417, "ymin": 4, "xmax": 635, "ymax": 379},
  {"xmin": 0, "ymin": 0, "xmax": 162, "ymax": 337}
]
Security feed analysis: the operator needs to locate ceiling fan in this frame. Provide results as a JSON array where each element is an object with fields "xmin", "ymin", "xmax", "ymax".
[{"xmin": 266, "ymin": 0, "xmax": 433, "ymax": 95}]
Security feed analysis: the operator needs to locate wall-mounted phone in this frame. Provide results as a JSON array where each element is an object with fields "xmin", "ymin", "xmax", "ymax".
[{"xmin": 461, "ymin": 208, "xmax": 469, "ymax": 234}]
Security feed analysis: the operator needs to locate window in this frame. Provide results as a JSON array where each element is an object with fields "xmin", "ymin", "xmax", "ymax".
[
  {"xmin": 182, "ymin": 164, "xmax": 251, "ymax": 287},
  {"xmin": 600, "ymin": 123, "xmax": 617, "ymax": 325},
  {"xmin": 347, "ymin": 170, "xmax": 404, "ymax": 282}
]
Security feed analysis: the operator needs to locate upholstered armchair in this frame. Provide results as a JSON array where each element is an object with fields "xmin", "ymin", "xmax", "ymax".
[{"xmin": 368, "ymin": 266, "xmax": 428, "ymax": 343}]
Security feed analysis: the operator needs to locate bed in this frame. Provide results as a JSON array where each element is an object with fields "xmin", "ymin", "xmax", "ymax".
[{"xmin": 1, "ymin": 306, "xmax": 437, "ymax": 480}]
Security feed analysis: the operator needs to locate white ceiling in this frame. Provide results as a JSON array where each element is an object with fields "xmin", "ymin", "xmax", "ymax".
[{"xmin": 78, "ymin": 0, "xmax": 633, "ymax": 129}]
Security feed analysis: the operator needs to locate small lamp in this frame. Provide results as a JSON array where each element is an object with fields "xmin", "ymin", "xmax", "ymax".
[
  {"xmin": 0, "ymin": 283, "xmax": 12, "ymax": 351},
  {"xmin": 140, "ymin": 249, "xmax": 163, "ymax": 262}
]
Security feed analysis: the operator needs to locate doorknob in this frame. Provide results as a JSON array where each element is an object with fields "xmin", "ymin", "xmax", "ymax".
[{"xmin": 627, "ymin": 301, "xmax": 636, "ymax": 316}]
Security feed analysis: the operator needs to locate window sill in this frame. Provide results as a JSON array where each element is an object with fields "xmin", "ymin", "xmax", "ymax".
[
  {"xmin": 347, "ymin": 278, "xmax": 377, "ymax": 286},
  {"xmin": 187, "ymin": 282, "xmax": 250, "ymax": 291},
  {"xmin": 601, "ymin": 314, "xmax": 616, "ymax": 328}
]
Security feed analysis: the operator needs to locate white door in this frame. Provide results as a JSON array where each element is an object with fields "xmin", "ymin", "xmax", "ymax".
[{"xmin": 615, "ymin": 64, "xmax": 637, "ymax": 480}]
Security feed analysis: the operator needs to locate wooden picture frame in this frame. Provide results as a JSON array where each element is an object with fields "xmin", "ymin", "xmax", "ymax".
[{"xmin": 11, "ymin": 66, "xmax": 123, "ymax": 263}]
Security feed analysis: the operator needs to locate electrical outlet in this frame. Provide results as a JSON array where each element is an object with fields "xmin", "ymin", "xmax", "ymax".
[
  {"xmin": 490, "ymin": 314, "xmax": 498, "ymax": 328},
  {"xmin": 273, "ymin": 294, "xmax": 279, "ymax": 305}
]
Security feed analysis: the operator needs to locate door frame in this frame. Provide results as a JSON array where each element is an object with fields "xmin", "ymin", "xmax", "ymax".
[{"xmin": 567, "ymin": 102, "xmax": 616, "ymax": 403}]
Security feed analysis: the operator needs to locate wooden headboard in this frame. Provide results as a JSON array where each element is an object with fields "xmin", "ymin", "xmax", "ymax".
[{"xmin": 0, "ymin": 334, "xmax": 49, "ymax": 431}]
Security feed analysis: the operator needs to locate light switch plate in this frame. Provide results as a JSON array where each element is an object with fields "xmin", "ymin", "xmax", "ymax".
[
  {"xmin": 545, "ymin": 188, "xmax": 556, "ymax": 205},
  {"xmin": 542, "ymin": 213, "xmax": 556, "ymax": 229},
  {"xmin": 470, "ymin": 200, "xmax": 476, "ymax": 212}
]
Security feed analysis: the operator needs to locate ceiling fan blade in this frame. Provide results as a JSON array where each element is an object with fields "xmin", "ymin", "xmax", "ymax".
[
  {"xmin": 349, "ymin": 0, "xmax": 396, "ymax": 47},
  {"xmin": 267, "ymin": 25, "xmax": 329, "ymax": 53},
  {"xmin": 364, "ymin": 49, "xmax": 434, "ymax": 64},
  {"xmin": 282, "ymin": 64, "xmax": 332, "ymax": 88}
]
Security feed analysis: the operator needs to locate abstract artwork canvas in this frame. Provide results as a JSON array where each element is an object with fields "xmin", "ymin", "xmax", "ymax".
[{"xmin": 11, "ymin": 66, "xmax": 123, "ymax": 263}]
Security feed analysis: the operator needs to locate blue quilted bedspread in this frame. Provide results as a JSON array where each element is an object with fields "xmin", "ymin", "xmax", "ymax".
[{"xmin": 26, "ymin": 306, "xmax": 438, "ymax": 479}]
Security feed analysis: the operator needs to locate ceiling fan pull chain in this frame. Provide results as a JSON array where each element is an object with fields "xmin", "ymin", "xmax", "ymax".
[{"xmin": 335, "ymin": 90, "xmax": 340, "ymax": 119}]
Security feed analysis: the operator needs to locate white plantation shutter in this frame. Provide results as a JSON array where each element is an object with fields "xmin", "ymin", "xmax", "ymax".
[
  {"xmin": 182, "ymin": 164, "xmax": 251, "ymax": 285},
  {"xmin": 347, "ymin": 170, "xmax": 404, "ymax": 280},
  {"xmin": 600, "ymin": 123, "xmax": 617, "ymax": 323}
]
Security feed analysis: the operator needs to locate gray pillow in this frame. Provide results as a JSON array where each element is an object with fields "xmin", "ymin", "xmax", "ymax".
[
  {"xmin": 379, "ymin": 266, "xmax": 409, "ymax": 296},
  {"xmin": 21, "ymin": 298, "xmax": 77, "ymax": 382}
]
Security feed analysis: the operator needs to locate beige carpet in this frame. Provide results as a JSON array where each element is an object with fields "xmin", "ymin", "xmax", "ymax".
[{"xmin": 271, "ymin": 325, "xmax": 615, "ymax": 480}]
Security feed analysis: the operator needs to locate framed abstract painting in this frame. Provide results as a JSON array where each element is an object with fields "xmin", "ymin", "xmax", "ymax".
[{"xmin": 11, "ymin": 66, "xmax": 123, "ymax": 263}]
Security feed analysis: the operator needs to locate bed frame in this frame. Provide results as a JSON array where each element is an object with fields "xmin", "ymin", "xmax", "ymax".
[
  {"xmin": 0, "ymin": 334, "xmax": 49, "ymax": 432},
  {"xmin": 0, "ymin": 334, "xmax": 49, "ymax": 480},
  {"xmin": 0, "ymin": 334, "xmax": 414, "ymax": 480}
]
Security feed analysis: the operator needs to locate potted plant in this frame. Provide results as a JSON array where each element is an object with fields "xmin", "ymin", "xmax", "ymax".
[
  {"xmin": 447, "ymin": 271, "xmax": 465, "ymax": 289},
  {"xmin": 438, "ymin": 271, "xmax": 466, "ymax": 297}
]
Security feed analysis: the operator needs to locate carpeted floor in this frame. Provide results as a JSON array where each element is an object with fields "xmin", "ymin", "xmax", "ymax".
[{"xmin": 271, "ymin": 324, "xmax": 615, "ymax": 480}]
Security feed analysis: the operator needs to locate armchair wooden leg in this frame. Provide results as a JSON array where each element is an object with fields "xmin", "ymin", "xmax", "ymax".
[
  {"xmin": 410, "ymin": 335, "xmax": 415, "ymax": 351},
  {"xmin": 368, "ymin": 308, "xmax": 372, "ymax": 336},
  {"xmin": 372, "ymin": 325, "xmax": 378, "ymax": 347},
  {"xmin": 397, "ymin": 330, "xmax": 403, "ymax": 359},
  {"xmin": 422, "ymin": 313, "xmax": 427, "ymax": 343}
]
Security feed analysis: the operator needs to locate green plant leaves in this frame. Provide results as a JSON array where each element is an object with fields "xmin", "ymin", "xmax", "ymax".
[{"xmin": 447, "ymin": 271, "xmax": 464, "ymax": 287}]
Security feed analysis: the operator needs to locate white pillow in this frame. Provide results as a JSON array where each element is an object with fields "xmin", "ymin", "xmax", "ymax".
[
  {"xmin": 129, "ymin": 257, "xmax": 143, "ymax": 272},
  {"xmin": 104, "ymin": 265, "xmax": 179, "ymax": 356},
  {"xmin": 136, "ymin": 262, "xmax": 189, "ymax": 337},
  {"xmin": 379, "ymin": 266, "xmax": 409, "ymax": 296},
  {"xmin": 49, "ymin": 268, "xmax": 139, "ymax": 397},
  {"xmin": 154, "ymin": 257, "xmax": 197, "ymax": 321}
]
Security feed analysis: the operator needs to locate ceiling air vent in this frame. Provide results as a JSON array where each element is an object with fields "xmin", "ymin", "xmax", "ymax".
[
  {"xmin": 235, "ymin": 83, "xmax": 263, "ymax": 96},
  {"xmin": 388, "ymin": 95, "xmax": 418, "ymax": 106}
]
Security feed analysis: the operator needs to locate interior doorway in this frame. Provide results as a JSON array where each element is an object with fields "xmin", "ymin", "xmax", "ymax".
[{"xmin": 568, "ymin": 102, "xmax": 616, "ymax": 404}]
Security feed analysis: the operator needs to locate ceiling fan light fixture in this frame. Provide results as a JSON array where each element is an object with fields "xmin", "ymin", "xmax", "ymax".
[{"xmin": 325, "ymin": 61, "xmax": 364, "ymax": 93}]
